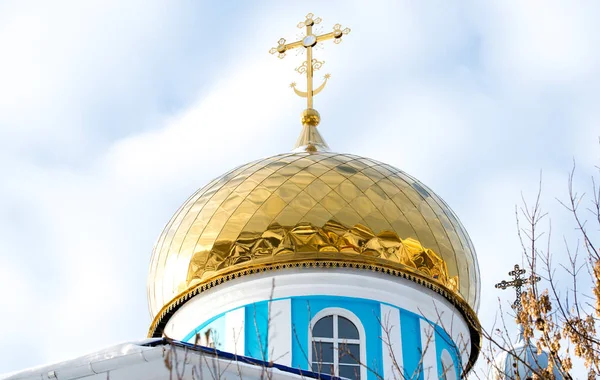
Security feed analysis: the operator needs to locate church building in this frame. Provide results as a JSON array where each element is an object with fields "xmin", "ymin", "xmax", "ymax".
[{"xmin": 3, "ymin": 13, "xmax": 481, "ymax": 380}]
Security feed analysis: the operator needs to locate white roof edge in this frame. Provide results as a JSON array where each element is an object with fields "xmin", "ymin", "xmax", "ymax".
[
  {"xmin": 1, "ymin": 340, "xmax": 315, "ymax": 380},
  {"xmin": 1, "ymin": 339, "xmax": 164, "ymax": 380}
]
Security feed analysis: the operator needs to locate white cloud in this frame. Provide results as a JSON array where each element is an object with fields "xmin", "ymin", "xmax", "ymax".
[
  {"xmin": 471, "ymin": 0, "xmax": 600, "ymax": 89},
  {"xmin": 0, "ymin": 0, "xmax": 599, "ymax": 377},
  {"xmin": 0, "ymin": 19, "xmax": 300, "ymax": 366}
]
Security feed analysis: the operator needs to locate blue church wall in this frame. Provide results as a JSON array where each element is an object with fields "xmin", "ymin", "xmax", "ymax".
[
  {"xmin": 245, "ymin": 302, "xmax": 269, "ymax": 360},
  {"xmin": 435, "ymin": 326, "xmax": 461, "ymax": 379},
  {"xmin": 181, "ymin": 295, "xmax": 464, "ymax": 379},
  {"xmin": 399, "ymin": 310, "xmax": 423, "ymax": 380}
]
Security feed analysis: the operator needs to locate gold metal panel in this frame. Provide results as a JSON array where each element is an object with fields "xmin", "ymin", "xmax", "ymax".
[
  {"xmin": 390, "ymin": 191, "xmax": 442, "ymax": 258},
  {"xmin": 278, "ymin": 163, "xmax": 304, "ymax": 176},
  {"xmin": 317, "ymin": 156, "xmax": 344, "ymax": 169},
  {"xmin": 377, "ymin": 178, "xmax": 401, "ymax": 197},
  {"xmin": 428, "ymin": 221, "xmax": 455, "ymax": 260},
  {"xmin": 274, "ymin": 205, "xmax": 304, "ymax": 226},
  {"xmin": 289, "ymin": 170, "xmax": 317, "ymax": 189},
  {"xmin": 349, "ymin": 172, "xmax": 375, "ymax": 192},
  {"xmin": 346, "ymin": 159, "xmax": 369, "ymax": 172},
  {"xmin": 333, "ymin": 164, "xmax": 359, "ymax": 178},
  {"xmin": 148, "ymin": 152, "xmax": 480, "ymax": 323},
  {"xmin": 163, "ymin": 199, "xmax": 220, "ymax": 277},
  {"xmin": 290, "ymin": 157, "xmax": 315, "ymax": 169},
  {"xmin": 390, "ymin": 217, "xmax": 420, "ymax": 243},
  {"xmin": 358, "ymin": 158, "xmax": 377, "ymax": 167},
  {"xmin": 243, "ymin": 209, "xmax": 273, "ymax": 234},
  {"xmin": 203, "ymin": 210, "xmax": 230, "ymax": 241},
  {"xmin": 364, "ymin": 185, "xmax": 387, "ymax": 209},
  {"xmin": 302, "ymin": 203, "xmax": 333, "ymax": 227},
  {"xmin": 304, "ymin": 153, "xmax": 328, "ymax": 162},
  {"xmin": 220, "ymin": 192, "xmax": 244, "ymax": 213},
  {"xmin": 246, "ymin": 186, "xmax": 272, "ymax": 205},
  {"xmin": 276, "ymin": 154, "xmax": 299, "ymax": 164},
  {"xmin": 305, "ymin": 162, "xmax": 330, "ymax": 177},
  {"xmin": 260, "ymin": 194, "xmax": 288, "ymax": 217},
  {"xmin": 444, "ymin": 226, "xmax": 466, "ymax": 265},
  {"xmin": 362, "ymin": 211, "xmax": 393, "ymax": 233},
  {"xmin": 319, "ymin": 190, "xmax": 348, "ymax": 215},
  {"xmin": 215, "ymin": 218, "xmax": 246, "ymax": 244},
  {"xmin": 373, "ymin": 164, "xmax": 394, "ymax": 178},
  {"xmin": 235, "ymin": 178, "xmax": 260, "ymax": 194},
  {"xmin": 415, "ymin": 199, "xmax": 439, "ymax": 227},
  {"xmin": 223, "ymin": 173, "xmax": 248, "ymax": 189},
  {"xmin": 388, "ymin": 175, "xmax": 415, "ymax": 195},
  {"xmin": 319, "ymin": 169, "xmax": 346, "ymax": 187},
  {"xmin": 360, "ymin": 167, "xmax": 386, "ymax": 182},
  {"xmin": 334, "ymin": 154, "xmax": 353, "ymax": 163},
  {"xmin": 382, "ymin": 163, "xmax": 399, "ymax": 174},
  {"xmin": 349, "ymin": 195, "xmax": 376, "ymax": 216},
  {"xmin": 289, "ymin": 191, "xmax": 318, "ymax": 216},
  {"xmin": 334, "ymin": 179, "xmax": 361, "ymax": 202},
  {"xmin": 454, "ymin": 240, "xmax": 470, "ymax": 299},
  {"xmin": 262, "ymin": 172, "xmax": 288, "ymax": 191},
  {"xmin": 276, "ymin": 182, "xmax": 303, "ymax": 202},
  {"xmin": 247, "ymin": 169, "xmax": 273, "ymax": 185},
  {"xmin": 212, "ymin": 185, "xmax": 237, "ymax": 204},
  {"xmin": 305, "ymin": 178, "xmax": 332, "ymax": 202},
  {"xmin": 265, "ymin": 160, "xmax": 289, "ymax": 171},
  {"xmin": 467, "ymin": 254, "xmax": 477, "ymax": 298},
  {"xmin": 194, "ymin": 235, "xmax": 217, "ymax": 257},
  {"xmin": 379, "ymin": 198, "xmax": 401, "ymax": 220},
  {"xmin": 178, "ymin": 208, "xmax": 213, "ymax": 249},
  {"xmin": 420, "ymin": 197, "xmax": 461, "ymax": 275},
  {"xmin": 234, "ymin": 198, "xmax": 261, "ymax": 219},
  {"xmin": 333, "ymin": 206, "xmax": 364, "ymax": 227}
]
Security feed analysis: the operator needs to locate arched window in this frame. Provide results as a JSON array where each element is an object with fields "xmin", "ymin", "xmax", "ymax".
[
  {"xmin": 310, "ymin": 309, "xmax": 365, "ymax": 380},
  {"xmin": 440, "ymin": 349, "xmax": 457, "ymax": 380}
]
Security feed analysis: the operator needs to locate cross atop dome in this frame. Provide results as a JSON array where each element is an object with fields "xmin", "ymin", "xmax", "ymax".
[{"xmin": 270, "ymin": 13, "xmax": 350, "ymax": 152}]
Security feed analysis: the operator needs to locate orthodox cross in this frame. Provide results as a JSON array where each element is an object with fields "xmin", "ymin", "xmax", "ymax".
[
  {"xmin": 269, "ymin": 13, "xmax": 350, "ymax": 113},
  {"xmin": 495, "ymin": 264, "xmax": 541, "ymax": 312}
]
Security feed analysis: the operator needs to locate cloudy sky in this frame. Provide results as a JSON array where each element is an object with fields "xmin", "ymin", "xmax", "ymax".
[{"xmin": 1, "ymin": 0, "xmax": 599, "ymax": 376}]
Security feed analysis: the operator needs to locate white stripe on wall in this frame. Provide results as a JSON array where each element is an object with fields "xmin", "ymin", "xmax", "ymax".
[
  {"xmin": 225, "ymin": 307, "xmax": 245, "ymax": 355},
  {"xmin": 268, "ymin": 299, "xmax": 292, "ymax": 366},
  {"xmin": 420, "ymin": 319, "xmax": 438, "ymax": 380},
  {"xmin": 380, "ymin": 304, "xmax": 403, "ymax": 380}
]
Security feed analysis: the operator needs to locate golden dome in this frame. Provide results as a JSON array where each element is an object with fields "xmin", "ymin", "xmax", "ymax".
[{"xmin": 147, "ymin": 151, "xmax": 480, "ymax": 335}]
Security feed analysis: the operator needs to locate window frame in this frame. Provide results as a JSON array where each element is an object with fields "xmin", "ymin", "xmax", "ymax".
[{"xmin": 308, "ymin": 308, "xmax": 367, "ymax": 380}]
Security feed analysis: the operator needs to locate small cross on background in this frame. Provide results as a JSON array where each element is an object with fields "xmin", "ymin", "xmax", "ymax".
[{"xmin": 495, "ymin": 264, "xmax": 541, "ymax": 312}]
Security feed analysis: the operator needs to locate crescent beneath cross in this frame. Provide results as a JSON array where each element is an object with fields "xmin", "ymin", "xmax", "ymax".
[{"xmin": 291, "ymin": 74, "xmax": 330, "ymax": 98}]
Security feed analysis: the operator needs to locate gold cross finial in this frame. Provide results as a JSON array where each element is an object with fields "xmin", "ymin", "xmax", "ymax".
[{"xmin": 270, "ymin": 13, "xmax": 350, "ymax": 152}]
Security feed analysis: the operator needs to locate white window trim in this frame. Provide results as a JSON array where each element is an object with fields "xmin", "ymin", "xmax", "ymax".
[
  {"xmin": 440, "ymin": 349, "xmax": 457, "ymax": 380},
  {"xmin": 308, "ymin": 307, "xmax": 367, "ymax": 380}
]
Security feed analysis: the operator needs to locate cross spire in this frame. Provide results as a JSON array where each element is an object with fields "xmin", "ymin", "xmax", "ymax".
[
  {"xmin": 495, "ymin": 264, "xmax": 541, "ymax": 312},
  {"xmin": 270, "ymin": 13, "xmax": 350, "ymax": 152}
]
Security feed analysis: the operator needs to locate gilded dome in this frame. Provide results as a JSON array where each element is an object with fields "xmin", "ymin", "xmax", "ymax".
[{"xmin": 147, "ymin": 151, "xmax": 480, "ymax": 334}]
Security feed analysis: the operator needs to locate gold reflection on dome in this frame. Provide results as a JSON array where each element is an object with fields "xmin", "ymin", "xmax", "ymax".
[
  {"xmin": 147, "ymin": 152, "xmax": 480, "ymax": 326},
  {"xmin": 205, "ymin": 220, "xmax": 459, "ymax": 292}
]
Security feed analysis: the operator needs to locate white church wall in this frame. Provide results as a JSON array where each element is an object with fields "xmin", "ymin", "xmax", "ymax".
[
  {"xmin": 163, "ymin": 268, "xmax": 473, "ymax": 378},
  {"xmin": 268, "ymin": 298, "xmax": 292, "ymax": 366},
  {"xmin": 420, "ymin": 319, "xmax": 437, "ymax": 380},
  {"xmin": 380, "ymin": 304, "xmax": 403, "ymax": 380},
  {"xmin": 225, "ymin": 306, "xmax": 245, "ymax": 355}
]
